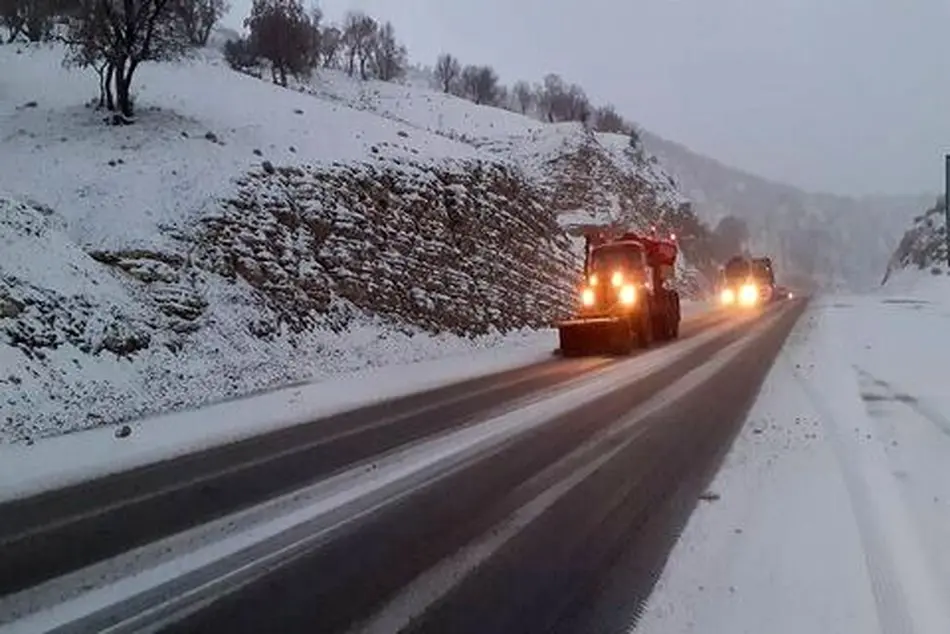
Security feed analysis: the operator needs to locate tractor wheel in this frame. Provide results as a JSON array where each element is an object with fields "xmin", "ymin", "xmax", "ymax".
[
  {"xmin": 612, "ymin": 320, "xmax": 636, "ymax": 356},
  {"xmin": 637, "ymin": 310, "xmax": 653, "ymax": 349}
]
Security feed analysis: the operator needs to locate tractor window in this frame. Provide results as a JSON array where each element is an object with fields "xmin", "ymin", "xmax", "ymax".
[
  {"xmin": 723, "ymin": 258, "xmax": 750, "ymax": 282},
  {"xmin": 590, "ymin": 244, "xmax": 644, "ymax": 274}
]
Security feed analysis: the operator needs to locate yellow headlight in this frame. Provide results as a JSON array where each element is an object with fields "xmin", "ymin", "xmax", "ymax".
[
  {"xmin": 611, "ymin": 271, "xmax": 623, "ymax": 287},
  {"xmin": 739, "ymin": 283, "xmax": 758, "ymax": 305},
  {"xmin": 589, "ymin": 273, "xmax": 598, "ymax": 286},
  {"xmin": 720, "ymin": 288, "xmax": 735, "ymax": 305},
  {"xmin": 581, "ymin": 287, "xmax": 595, "ymax": 307},
  {"xmin": 619, "ymin": 284, "xmax": 636, "ymax": 305}
]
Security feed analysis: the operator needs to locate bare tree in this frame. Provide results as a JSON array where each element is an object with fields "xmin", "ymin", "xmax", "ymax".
[
  {"xmin": 536, "ymin": 73, "xmax": 564, "ymax": 122},
  {"xmin": 371, "ymin": 20, "xmax": 405, "ymax": 81},
  {"xmin": 341, "ymin": 11, "xmax": 376, "ymax": 79},
  {"xmin": 512, "ymin": 80, "xmax": 534, "ymax": 115},
  {"xmin": 245, "ymin": 0, "xmax": 318, "ymax": 87},
  {"xmin": 593, "ymin": 104, "xmax": 628, "ymax": 133},
  {"xmin": 564, "ymin": 83, "xmax": 590, "ymax": 122},
  {"xmin": 64, "ymin": 0, "xmax": 191, "ymax": 119},
  {"xmin": 0, "ymin": 0, "xmax": 25, "ymax": 41},
  {"xmin": 223, "ymin": 36, "xmax": 258, "ymax": 72},
  {"xmin": 1, "ymin": 0, "xmax": 62, "ymax": 42},
  {"xmin": 537, "ymin": 73, "xmax": 589, "ymax": 122},
  {"xmin": 628, "ymin": 126, "xmax": 641, "ymax": 149},
  {"xmin": 320, "ymin": 24, "xmax": 341, "ymax": 68},
  {"xmin": 495, "ymin": 84, "xmax": 511, "ymax": 110},
  {"xmin": 172, "ymin": 0, "xmax": 227, "ymax": 47},
  {"xmin": 459, "ymin": 64, "xmax": 499, "ymax": 105},
  {"xmin": 304, "ymin": 6, "xmax": 321, "ymax": 68},
  {"xmin": 433, "ymin": 53, "xmax": 460, "ymax": 93}
]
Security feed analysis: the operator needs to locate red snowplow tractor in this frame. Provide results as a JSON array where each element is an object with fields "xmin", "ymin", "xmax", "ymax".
[
  {"xmin": 718, "ymin": 255, "xmax": 776, "ymax": 308},
  {"xmin": 557, "ymin": 229, "xmax": 681, "ymax": 356}
]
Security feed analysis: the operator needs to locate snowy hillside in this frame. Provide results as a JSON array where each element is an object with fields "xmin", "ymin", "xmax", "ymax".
[
  {"xmin": 303, "ymin": 68, "xmax": 690, "ymax": 233},
  {"xmin": 882, "ymin": 198, "xmax": 948, "ymax": 284},
  {"xmin": 300, "ymin": 70, "xmax": 707, "ymax": 291},
  {"xmin": 0, "ymin": 42, "xmax": 698, "ymax": 443},
  {"xmin": 641, "ymin": 131, "xmax": 931, "ymax": 291}
]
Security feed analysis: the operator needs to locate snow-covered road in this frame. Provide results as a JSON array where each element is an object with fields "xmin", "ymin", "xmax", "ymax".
[
  {"xmin": 0, "ymin": 301, "xmax": 787, "ymax": 634},
  {"xmin": 636, "ymin": 277, "xmax": 950, "ymax": 634}
]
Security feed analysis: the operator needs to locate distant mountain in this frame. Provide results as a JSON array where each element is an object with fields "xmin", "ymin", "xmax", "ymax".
[{"xmin": 641, "ymin": 131, "xmax": 932, "ymax": 291}]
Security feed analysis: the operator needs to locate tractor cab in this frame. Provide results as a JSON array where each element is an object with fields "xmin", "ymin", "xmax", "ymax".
[
  {"xmin": 719, "ymin": 255, "xmax": 776, "ymax": 306},
  {"xmin": 557, "ymin": 227, "xmax": 681, "ymax": 356},
  {"xmin": 587, "ymin": 242, "xmax": 648, "ymax": 285}
]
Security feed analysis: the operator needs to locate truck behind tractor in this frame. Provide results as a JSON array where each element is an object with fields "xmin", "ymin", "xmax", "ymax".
[
  {"xmin": 557, "ymin": 228, "xmax": 681, "ymax": 356},
  {"xmin": 717, "ymin": 255, "xmax": 777, "ymax": 307}
]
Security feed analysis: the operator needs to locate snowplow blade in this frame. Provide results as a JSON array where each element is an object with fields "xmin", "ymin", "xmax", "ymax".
[{"xmin": 557, "ymin": 317, "xmax": 627, "ymax": 357}]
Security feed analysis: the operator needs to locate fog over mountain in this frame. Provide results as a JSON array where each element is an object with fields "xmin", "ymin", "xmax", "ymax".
[{"xmin": 642, "ymin": 131, "xmax": 933, "ymax": 291}]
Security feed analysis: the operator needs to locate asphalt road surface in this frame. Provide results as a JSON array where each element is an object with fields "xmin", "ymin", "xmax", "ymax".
[{"xmin": 0, "ymin": 299, "xmax": 805, "ymax": 634}]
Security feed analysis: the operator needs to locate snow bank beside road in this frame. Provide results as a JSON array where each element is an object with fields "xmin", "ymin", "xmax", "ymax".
[
  {"xmin": 636, "ymin": 284, "xmax": 950, "ymax": 634},
  {"xmin": 0, "ymin": 329, "xmax": 556, "ymax": 503},
  {"xmin": 635, "ymin": 310, "xmax": 882, "ymax": 634},
  {"xmin": 0, "ymin": 303, "xmax": 714, "ymax": 503}
]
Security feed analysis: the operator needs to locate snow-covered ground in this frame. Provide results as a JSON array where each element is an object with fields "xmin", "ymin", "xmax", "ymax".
[
  {"xmin": 636, "ymin": 277, "xmax": 950, "ymax": 634},
  {"xmin": 0, "ymin": 329, "xmax": 557, "ymax": 504},
  {"xmin": 0, "ymin": 299, "xmax": 711, "ymax": 504},
  {"xmin": 0, "ymin": 47, "xmax": 477, "ymax": 251}
]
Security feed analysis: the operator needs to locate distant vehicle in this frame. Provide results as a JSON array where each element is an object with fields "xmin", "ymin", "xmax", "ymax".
[
  {"xmin": 557, "ymin": 228, "xmax": 681, "ymax": 356},
  {"xmin": 718, "ymin": 255, "xmax": 777, "ymax": 307},
  {"xmin": 774, "ymin": 284, "xmax": 794, "ymax": 300}
]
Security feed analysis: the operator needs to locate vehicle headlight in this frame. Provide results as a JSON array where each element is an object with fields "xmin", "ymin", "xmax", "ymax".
[
  {"xmin": 720, "ymin": 288, "xmax": 735, "ymax": 305},
  {"xmin": 589, "ymin": 273, "xmax": 598, "ymax": 286},
  {"xmin": 581, "ymin": 287, "xmax": 595, "ymax": 307},
  {"xmin": 611, "ymin": 271, "xmax": 623, "ymax": 287},
  {"xmin": 619, "ymin": 284, "xmax": 636, "ymax": 305},
  {"xmin": 739, "ymin": 283, "xmax": 758, "ymax": 305}
]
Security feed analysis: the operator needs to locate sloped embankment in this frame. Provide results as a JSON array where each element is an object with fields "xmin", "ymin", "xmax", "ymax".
[
  {"xmin": 195, "ymin": 157, "xmax": 578, "ymax": 336},
  {"xmin": 883, "ymin": 198, "xmax": 948, "ymax": 283},
  {"xmin": 0, "ymin": 157, "xmax": 577, "ymax": 443},
  {"xmin": 479, "ymin": 125, "xmax": 714, "ymax": 296}
]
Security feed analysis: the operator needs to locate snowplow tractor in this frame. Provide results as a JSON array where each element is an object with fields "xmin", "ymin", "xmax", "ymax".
[
  {"xmin": 557, "ymin": 228, "xmax": 681, "ymax": 357},
  {"xmin": 717, "ymin": 255, "xmax": 777, "ymax": 308}
]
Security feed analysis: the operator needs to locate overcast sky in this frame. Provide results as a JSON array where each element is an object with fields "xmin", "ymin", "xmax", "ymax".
[{"xmin": 224, "ymin": 0, "xmax": 950, "ymax": 196}]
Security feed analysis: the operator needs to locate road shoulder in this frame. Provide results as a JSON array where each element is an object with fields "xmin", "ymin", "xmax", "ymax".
[{"xmin": 635, "ymin": 304, "xmax": 883, "ymax": 634}]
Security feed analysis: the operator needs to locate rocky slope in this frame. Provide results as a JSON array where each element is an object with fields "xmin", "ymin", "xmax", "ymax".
[{"xmin": 882, "ymin": 198, "xmax": 948, "ymax": 283}]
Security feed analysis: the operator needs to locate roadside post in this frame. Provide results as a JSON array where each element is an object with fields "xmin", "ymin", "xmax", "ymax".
[{"xmin": 945, "ymin": 154, "xmax": 950, "ymax": 266}]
